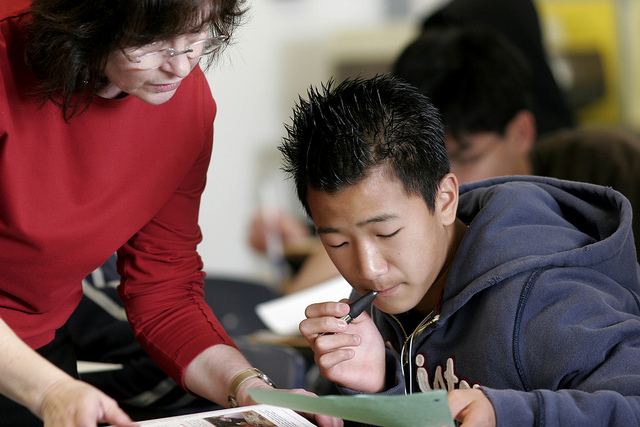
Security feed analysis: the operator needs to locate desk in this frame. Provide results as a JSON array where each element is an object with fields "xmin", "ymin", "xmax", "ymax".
[{"xmin": 245, "ymin": 330, "xmax": 310, "ymax": 349}]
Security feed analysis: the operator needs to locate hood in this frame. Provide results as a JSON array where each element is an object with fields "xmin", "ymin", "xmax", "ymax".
[{"xmin": 442, "ymin": 176, "xmax": 639, "ymax": 314}]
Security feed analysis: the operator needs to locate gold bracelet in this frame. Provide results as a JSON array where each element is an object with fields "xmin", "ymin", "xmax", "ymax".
[{"xmin": 227, "ymin": 367, "xmax": 274, "ymax": 407}]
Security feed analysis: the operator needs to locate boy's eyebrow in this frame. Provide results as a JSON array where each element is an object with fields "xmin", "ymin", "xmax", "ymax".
[
  {"xmin": 316, "ymin": 226, "xmax": 340, "ymax": 235},
  {"xmin": 316, "ymin": 213, "xmax": 399, "ymax": 235}
]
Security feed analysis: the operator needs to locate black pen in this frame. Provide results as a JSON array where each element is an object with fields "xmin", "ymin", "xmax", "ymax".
[
  {"xmin": 318, "ymin": 290, "xmax": 378, "ymax": 336},
  {"xmin": 340, "ymin": 290, "xmax": 378, "ymax": 324}
]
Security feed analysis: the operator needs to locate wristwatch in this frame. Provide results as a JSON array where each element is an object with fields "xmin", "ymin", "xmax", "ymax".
[{"xmin": 227, "ymin": 367, "xmax": 275, "ymax": 407}]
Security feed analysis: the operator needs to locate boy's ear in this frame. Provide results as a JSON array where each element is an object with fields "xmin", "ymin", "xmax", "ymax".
[{"xmin": 437, "ymin": 173, "xmax": 459, "ymax": 226}]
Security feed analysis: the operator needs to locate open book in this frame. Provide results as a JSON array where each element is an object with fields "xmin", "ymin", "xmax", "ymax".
[{"xmin": 112, "ymin": 404, "xmax": 315, "ymax": 426}]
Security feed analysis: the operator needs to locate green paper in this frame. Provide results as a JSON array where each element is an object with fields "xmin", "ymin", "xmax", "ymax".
[{"xmin": 249, "ymin": 388, "xmax": 455, "ymax": 427}]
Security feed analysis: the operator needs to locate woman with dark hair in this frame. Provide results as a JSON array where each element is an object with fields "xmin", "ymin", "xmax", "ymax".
[{"xmin": 0, "ymin": 1, "xmax": 340, "ymax": 426}]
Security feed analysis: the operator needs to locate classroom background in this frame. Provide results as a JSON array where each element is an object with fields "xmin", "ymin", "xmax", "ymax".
[{"xmin": 198, "ymin": 0, "xmax": 640, "ymax": 286}]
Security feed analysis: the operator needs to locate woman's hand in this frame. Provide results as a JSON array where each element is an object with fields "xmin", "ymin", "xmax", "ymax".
[
  {"xmin": 39, "ymin": 377, "xmax": 136, "ymax": 426},
  {"xmin": 299, "ymin": 300, "xmax": 385, "ymax": 393},
  {"xmin": 0, "ymin": 318, "xmax": 134, "ymax": 426}
]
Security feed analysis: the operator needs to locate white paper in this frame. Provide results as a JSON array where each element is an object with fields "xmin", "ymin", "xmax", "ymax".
[
  {"xmin": 255, "ymin": 276, "xmax": 352, "ymax": 335},
  {"xmin": 76, "ymin": 361, "xmax": 123, "ymax": 373}
]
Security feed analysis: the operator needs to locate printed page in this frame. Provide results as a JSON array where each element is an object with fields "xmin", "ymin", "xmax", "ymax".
[{"xmin": 111, "ymin": 404, "xmax": 316, "ymax": 427}]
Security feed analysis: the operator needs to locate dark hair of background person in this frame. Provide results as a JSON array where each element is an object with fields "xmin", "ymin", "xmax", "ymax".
[
  {"xmin": 393, "ymin": 26, "xmax": 534, "ymax": 140},
  {"xmin": 420, "ymin": 0, "xmax": 574, "ymax": 137},
  {"xmin": 279, "ymin": 75, "xmax": 450, "ymax": 217},
  {"xmin": 25, "ymin": 0, "xmax": 246, "ymax": 118}
]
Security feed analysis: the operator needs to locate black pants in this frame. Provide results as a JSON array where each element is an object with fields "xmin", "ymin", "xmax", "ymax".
[{"xmin": 0, "ymin": 327, "xmax": 78, "ymax": 427}]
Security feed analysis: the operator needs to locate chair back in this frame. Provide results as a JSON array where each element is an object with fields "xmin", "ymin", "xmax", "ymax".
[
  {"xmin": 203, "ymin": 277, "xmax": 280, "ymax": 337},
  {"xmin": 235, "ymin": 338, "xmax": 308, "ymax": 390}
]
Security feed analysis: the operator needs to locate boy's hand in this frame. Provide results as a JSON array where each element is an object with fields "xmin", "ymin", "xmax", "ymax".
[
  {"xmin": 448, "ymin": 388, "xmax": 496, "ymax": 427},
  {"xmin": 300, "ymin": 300, "xmax": 385, "ymax": 393}
]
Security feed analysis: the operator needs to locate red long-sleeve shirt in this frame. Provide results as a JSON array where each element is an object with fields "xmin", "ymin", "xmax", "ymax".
[{"xmin": 0, "ymin": 0, "xmax": 236, "ymax": 388}]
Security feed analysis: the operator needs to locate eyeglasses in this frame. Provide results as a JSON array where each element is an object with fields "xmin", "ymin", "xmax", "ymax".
[{"xmin": 122, "ymin": 35, "xmax": 228, "ymax": 70}]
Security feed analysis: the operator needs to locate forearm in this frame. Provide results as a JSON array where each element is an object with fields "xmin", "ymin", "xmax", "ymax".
[
  {"xmin": 184, "ymin": 344, "xmax": 273, "ymax": 407},
  {"xmin": 0, "ymin": 318, "xmax": 71, "ymax": 418},
  {"xmin": 484, "ymin": 387, "xmax": 640, "ymax": 427}
]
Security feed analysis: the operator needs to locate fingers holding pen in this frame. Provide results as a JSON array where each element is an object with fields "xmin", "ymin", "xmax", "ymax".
[
  {"xmin": 300, "ymin": 301, "xmax": 364, "ymax": 368},
  {"xmin": 302, "ymin": 290, "xmax": 378, "ymax": 338},
  {"xmin": 299, "ymin": 302, "xmax": 359, "ymax": 380},
  {"xmin": 314, "ymin": 335, "xmax": 361, "ymax": 371},
  {"xmin": 300, "ymin": 296, "xmax": 386, "ymax": 393},
  {"xmin": 304, "ymin": 300, "xmax": 351, "ymax": 320},
  {"xmin": 300, "ymin": 301, "xmax": 351, "ymax": 337},
  {"xmin": 315, "ymin": 329, "xmax": 362, "ymax": 353}
]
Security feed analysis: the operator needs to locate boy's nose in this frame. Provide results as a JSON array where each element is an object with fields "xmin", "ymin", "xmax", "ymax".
[{"xmin": 357, "ymin": 245, "xmax": 387, "ymax": 281}]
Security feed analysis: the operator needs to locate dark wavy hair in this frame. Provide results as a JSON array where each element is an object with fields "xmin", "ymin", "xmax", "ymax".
[
  {"xmin": 25, "ymin": 0, "xmax": 246, "ymax": 119},
  {"xmin": 393, "ymin": 26, "xmax": 533, "ymax": 140},
  {"xmin": 279, "ymin": 75, "xmax": 450, "ymax": 218}
]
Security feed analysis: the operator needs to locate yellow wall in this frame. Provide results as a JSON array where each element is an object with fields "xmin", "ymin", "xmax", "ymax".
[
  {"xmin": 624, "ymin": 0, "xmax": 640, "ymax": 130},
  {"xmin": 536, "ymin": 0, "xmax": 621, "ymax": 126}
]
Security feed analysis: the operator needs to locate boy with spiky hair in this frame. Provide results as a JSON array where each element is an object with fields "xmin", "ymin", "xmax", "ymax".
[{"xmin": 280, "ymin": 75, "xmax": 640, "ymax": 426}]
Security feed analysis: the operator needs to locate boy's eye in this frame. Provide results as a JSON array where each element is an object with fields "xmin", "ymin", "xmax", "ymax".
[
  {"xmin": 328, "ymin": 242, "xmax": 347, "ymax": 249},
  {"xmin": 379, "ymin": 229, "xmax": 401, "ymax": 238}
]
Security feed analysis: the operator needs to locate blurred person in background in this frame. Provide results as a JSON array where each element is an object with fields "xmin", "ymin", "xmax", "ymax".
[{"xmin": 422, "ymin": 0, "xmax": 575, "ymax": 136}]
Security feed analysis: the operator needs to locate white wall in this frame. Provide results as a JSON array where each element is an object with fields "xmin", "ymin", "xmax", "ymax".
[{"xmin": 200, "ymin": 0, "xmax": 449, "ymax": 284}]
